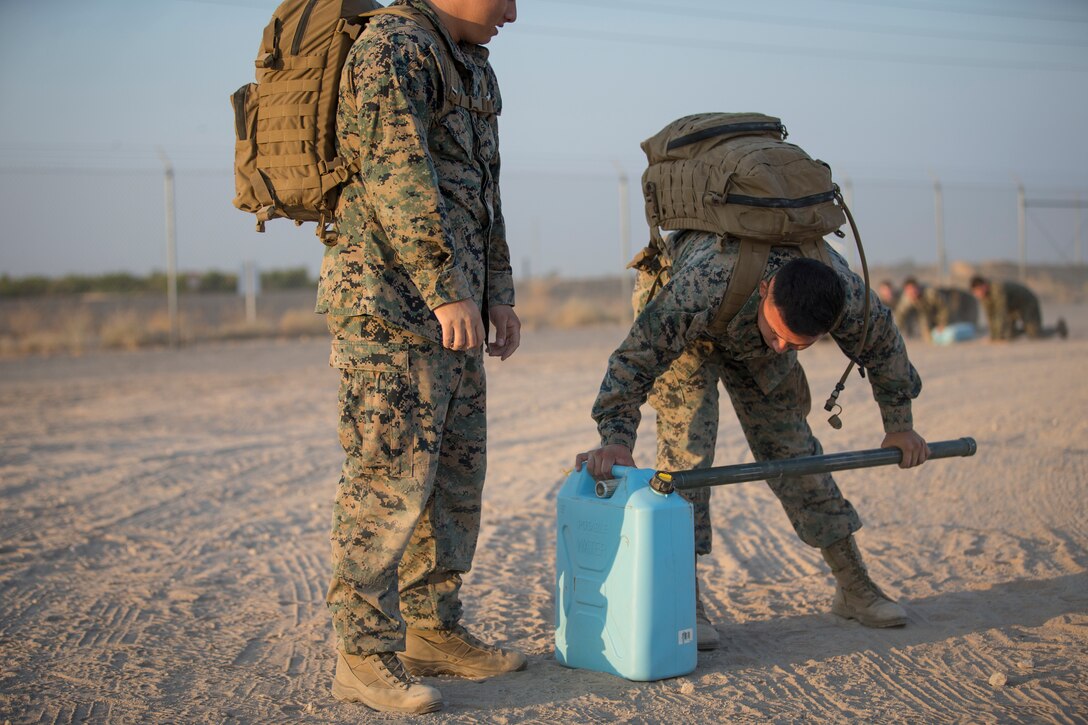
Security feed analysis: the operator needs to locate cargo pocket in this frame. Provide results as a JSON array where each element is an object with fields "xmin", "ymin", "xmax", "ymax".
[
  {"xmin": 438, "ymin": 107, "xmax": 475, "ymax": 161},
  {"xmin": 333, "ymin": 341, "xmax": 415, "ymax": 478},
  {"xmin": 746, "ymin": 350, "xmax": 797, "ymax": 397}
]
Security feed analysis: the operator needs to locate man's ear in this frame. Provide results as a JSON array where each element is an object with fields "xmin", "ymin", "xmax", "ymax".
[{"xmin": 758, "ymin": 279, "xmax": 769, "ymax": 299}]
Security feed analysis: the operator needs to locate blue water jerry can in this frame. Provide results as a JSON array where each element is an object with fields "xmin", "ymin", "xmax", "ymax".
[{"xmin": 554, "ymin": 465, "xmax": 697, "ymax": 681}]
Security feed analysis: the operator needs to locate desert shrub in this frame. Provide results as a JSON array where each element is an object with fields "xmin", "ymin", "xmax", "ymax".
[
  {"xmin": 261, "ymin": 267, "xmax": 314, "ymax": 291},
  {"xmin": 100, "ymin": 309, "xmax": 145, "ymax": 350},
  {"xmin": 278, "ymin": 309, "xmax": 326, "ymax": 336},
  {"xmin": 214, "ymin": 320, "xmax": 277, "ymax": 341},
  {"xmin": 552, "ymin": 298, "xmax": 616, "ymax": 328}
]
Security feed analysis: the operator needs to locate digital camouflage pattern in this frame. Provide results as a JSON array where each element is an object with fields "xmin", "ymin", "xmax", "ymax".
[
  {"xmin": 316, "ymin": 0, "xmax": 513, "ymax": 343},
  {"xmin": 321, "ymin": 0, "xmax": 509, "ymax": 657},
  {"xmin": 631, "ymin": 256, "xmax": 718, "ymax": 555},
  {"xmin": 894, "ymin": 286, "xmax": 979, "ymax": 342},
  {"xmin": 601, "ymin": 231, "xmax": 923, "ymax": 548},
  {"xmin": 326, "ymin": 314, "xmax": 486, "ymax": 655},
  {"xmin": 978, "ymin": 280, "xmax": 1043, "ymax": 340}
]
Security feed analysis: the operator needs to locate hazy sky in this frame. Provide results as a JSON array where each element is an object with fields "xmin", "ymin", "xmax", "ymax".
[{"xmin": 1, "ymin": 0, "xmax": 1086, "ymax": 280}]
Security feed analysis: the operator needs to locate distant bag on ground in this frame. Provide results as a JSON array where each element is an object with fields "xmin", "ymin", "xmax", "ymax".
[{"xmin": 932, "ymin": 322, "xmax": 977, "ymax": 345}]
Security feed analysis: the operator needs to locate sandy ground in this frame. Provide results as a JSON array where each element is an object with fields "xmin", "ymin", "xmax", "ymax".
[{"xmin": 1, "ymin": 304, "xmax": 1086, "ymax": 723}]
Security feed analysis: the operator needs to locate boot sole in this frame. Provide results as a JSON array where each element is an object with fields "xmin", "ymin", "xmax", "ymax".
[
  {"xmin": 831, "ymin": 602, "xmax": 907, "ymax": 628},
  {"xmin": 697, "ymin": 624, "xmax": 720, "ymax": 651},
  {"xmin": 399, "ymin": 656, "xmax": 527, "ymax": 681},
  {"xmin": 331, "ymin": 680, "xmax": 443, "ymax": 714}
]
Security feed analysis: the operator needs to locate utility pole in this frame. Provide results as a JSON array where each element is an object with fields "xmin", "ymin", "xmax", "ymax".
[
  {"xmin": 244, "ymin": 261, "xmax": 257, "ymax": 326},
  {"xmin": 1078, "ymin": 194, "xmax": 1084, "ymax": 267},
  {"xmin": 931, "ymin": 174, "xmax": 946, "ymax": 285},
  {"xmin": 615, "ymin": 164, "xmax": 632, "ymax": 323},
  {"xmin": 841, "ymin": 177, "xmax": 858, "ymax": 271},
  {"xmin": 1017, "ymin": 181, "xmax": 1027, "ymax": 282},
  {"xmin": 158, "ymin": 149, "xmax": 179, "ymax": 347}
]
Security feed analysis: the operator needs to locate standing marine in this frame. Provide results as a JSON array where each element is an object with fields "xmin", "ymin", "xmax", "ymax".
[{"xmin": 318, "ymin": 0, "xmax": 523, "ymax": 715}]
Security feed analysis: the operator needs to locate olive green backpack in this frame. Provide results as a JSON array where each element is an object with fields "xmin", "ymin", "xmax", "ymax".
[
  {"xmin": 636, "ymin": 112, "xmax": 870, "ymax": 426},
  {"xmin": 231, "ymin": 0, "xmax": 496, "ymax": 244}
]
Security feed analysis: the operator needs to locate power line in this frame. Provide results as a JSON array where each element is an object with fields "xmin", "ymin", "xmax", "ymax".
[
  {"xmin": 562, "ymin": 0, "xmax": 1088, "ymax": 25},
  {"xmin": 170, "ymin": 0, "xmax": 274, "ymax": 8},
  {"xmin": 519, "ymin": 25, "xmax": 1088, "ymax": 73},
  {"xmin": 827, "ymin": 0, "xmax": 1088, "ymax": 25},
  {"xmin": 540, "ymin": 0, "xmax": 1088, "ymax": 48}
]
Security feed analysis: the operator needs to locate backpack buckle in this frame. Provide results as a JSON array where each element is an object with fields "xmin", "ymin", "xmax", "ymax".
[
  {"xmin": 255, "ymin": 205, "xmax": 278, "ymax": 232},
  {"xmin": 317, "ymin": 214, "xmax": 339, "ymax": 246},
  {"xmin": 255, "ymin": 50, "xmax": 280, "ymax": 69},
  {"xmin": 338, "ymin": 18, "xmax": 363, "ymax": 41}
]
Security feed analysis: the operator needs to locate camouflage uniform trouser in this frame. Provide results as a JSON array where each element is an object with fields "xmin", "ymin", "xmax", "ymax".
[
  {"xmin": 1008, "ymin": 300, "xmax": 1043, "ymax": 339},
  {"xmin": 325, "ymin": 315, "xmax": 486, "ymax": 656},
  {"xmin": 650, "ymin": 349, "xmax": 862, "ymax": 552},
  {"xmin": 717, "ymin": 355, "xmax": 862, "ymax": 549},
  {"xmin": 648, "ymin": 344, "xmax": 719, "ymax": 555},
  {"xmin": 635, "ymin": 264, "xmax": 861, "ymax": 554}
]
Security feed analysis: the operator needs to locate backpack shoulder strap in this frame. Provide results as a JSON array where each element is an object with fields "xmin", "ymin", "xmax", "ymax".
[
  {"xmin": 706, "ymin": 238, "xmax": 771, "ymax": 336},
  {"xmin": 360, "ymin": 6, "xmax": 497, "ymax": 117},
  {"xmin": 705, "ymin": 237, "xmax": 832, "ymax": 336}
]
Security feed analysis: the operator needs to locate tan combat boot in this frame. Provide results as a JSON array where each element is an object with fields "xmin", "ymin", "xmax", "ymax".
[
  {"xmin": 331, "ymin": 650, "xmax": 443, "ymax": 714},
  {"xmin": 400, "ymin": 625, "xmax": 527, "ymax": 680},
  {"xmin": 695, "ymin": 581, "xmax": 720, "ymax": 651},
  {"xmin": 821, "ymin": 535, "xmax": 908, "ymax": 628}
]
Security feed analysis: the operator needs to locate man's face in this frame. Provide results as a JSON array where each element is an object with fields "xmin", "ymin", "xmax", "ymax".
[
  {"xmin": 756, "ymin": 278, "xmax": 822, "ymax": 354},
  {"xmin": 903, "ymin": 283, "xmax": 921, "ymax": 302},
  {"xmin": 971, "ymin": 284, "xmax": 987, "ymax": 300},
  {"xmin": 878, "ymin": 284, "xmax": 895, "ymax": 305},
  {"xmin": 449, "ymin": 0, "xmax": 516, "ymax": 44}
]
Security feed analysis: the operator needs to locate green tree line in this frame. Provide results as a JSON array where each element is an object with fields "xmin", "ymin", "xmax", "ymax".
[{"xmin": 0, "ymin": 267, "xmax": 317, "ymax": 298}]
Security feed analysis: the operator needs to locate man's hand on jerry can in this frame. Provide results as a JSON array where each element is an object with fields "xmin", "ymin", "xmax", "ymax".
[
  {"xmin": 881, "ymin": 430, "xmax": 930, "ymax": 468},
  {"xmin": 575, "ymin": 444, "xmax": 636, "ymax": 480},
  {"xmin": 487, "ymin": 305, "xmax": 521, "ymax": 360},
  {"xmin": 434, "ymin": 299, "xmax": 484, "ymax": 351}
]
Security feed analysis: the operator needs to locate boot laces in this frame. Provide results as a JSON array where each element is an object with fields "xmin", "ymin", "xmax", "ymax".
[
  {"xmin": 451, "ymin": 625, "xmax": 499, "ymax": 653},
  {"xmin": 373, "ymin": 651, "xmax": 419, "ymax": 689}
]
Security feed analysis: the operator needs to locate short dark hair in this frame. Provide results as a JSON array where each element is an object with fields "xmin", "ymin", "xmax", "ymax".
[
  {"xmin": 770, "ymin": 258, "xmax": 846, "ymax": 336},
  {"xmin": 902, "ymin": 276, "xmax": 920, "ymax": 289},
  {"xmin": 969, "ymin": 275, "xmax": 988, "ymax": 289}
]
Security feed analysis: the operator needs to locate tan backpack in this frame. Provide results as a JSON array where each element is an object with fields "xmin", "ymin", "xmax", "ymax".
[
  {"xmin": 637, "ymin": 112, "xmax": 870, "ymax": 427},
  {"xmin": 231, "ymin": 0, "xmax": 495, "ymax": 244},
  {"xmin": 638, "ymin": 111, "xmax": 857, "ymax": 332}
]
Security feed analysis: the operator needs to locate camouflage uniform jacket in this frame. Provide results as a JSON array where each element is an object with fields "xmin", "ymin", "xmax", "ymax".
[
  {"xmin": 594, "ymin": 231, "xmax": 923, "ymax": 450},
  {"xmin": 980, "ymin": 280, "xmax": 1039, "ymax": 340},
  {"xmin": 895, "ymin": 286, "xmax": 977, "ymax": 340},
  {"xmin": 317, "ymin": 0, "xmax": 514, "ymax": 342}
]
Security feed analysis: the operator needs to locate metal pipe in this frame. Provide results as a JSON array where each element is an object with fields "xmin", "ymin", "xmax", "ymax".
[{"xmin": 653, "ymin": 437, "xmax": 976, "ymax": 493}]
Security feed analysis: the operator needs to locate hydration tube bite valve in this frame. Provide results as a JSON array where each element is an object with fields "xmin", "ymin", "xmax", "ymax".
[{"xmin": 824, "ymin": 381, "xmax": 845, "ymax": 429}]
